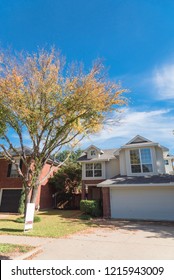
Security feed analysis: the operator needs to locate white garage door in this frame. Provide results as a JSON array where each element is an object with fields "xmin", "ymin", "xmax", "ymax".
[{"xmin": 110, "ymin": 187, "xmax": 174, "ymax": 221}]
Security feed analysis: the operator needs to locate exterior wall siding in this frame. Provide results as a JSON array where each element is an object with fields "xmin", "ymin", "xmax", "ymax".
[
  {"xmin": 155, "ymin": 147, "xmax": 166, "ymax": 174},
  {"xmin": 119, "ymin": 150, "xmax": 127, "ymax": 175},
  {"xmin": 105, "ymin": 159, "xmax": 120, "ymax": 178}
]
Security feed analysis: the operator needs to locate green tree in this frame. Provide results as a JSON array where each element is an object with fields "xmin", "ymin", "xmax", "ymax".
[
  {"xmin": 49, "ymin": 153, "xmax": 82, "ymax": 209},
  {"xmin": 56, "ymin": 149, "xmax": 82, "ymax": 163},
  {"xmin": 50, "ymin": 161, "xmax": 82, "ymax": 194}
]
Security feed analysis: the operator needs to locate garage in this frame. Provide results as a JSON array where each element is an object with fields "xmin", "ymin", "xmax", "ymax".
[
  {"xmin": 0, "ymin": 189, "xmax": 22, "ymax": 213},
  {"xmin": 110, "ymin": 186, "xmax": 174, "ymax": 221}
]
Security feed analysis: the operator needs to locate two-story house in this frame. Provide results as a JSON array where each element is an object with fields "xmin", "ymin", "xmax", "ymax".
[
  {"xmin": 78, "ymin": 135, "xmax": 174, "ymax": 221},
  {"xmin": 0, "ymin": 147, "xmax": 59, "ymax": 212}
]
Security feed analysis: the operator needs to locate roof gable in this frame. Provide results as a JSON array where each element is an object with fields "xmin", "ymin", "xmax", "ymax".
[
  {"xmin": 126, "ymin": 135, "xmax": 152, "ymax": 145},
  {"xmin": 83, "ymin": 145, "xmax": 104, "ymax": 154},
  {"xmin": 78, "ymin": 148, "xmax": 117, "ymax": 162}
]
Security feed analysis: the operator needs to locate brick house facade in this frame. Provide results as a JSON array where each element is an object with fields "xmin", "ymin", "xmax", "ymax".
[{"xmin": 0, "ymin": 157, "xmax": 58, "ymax": 212}]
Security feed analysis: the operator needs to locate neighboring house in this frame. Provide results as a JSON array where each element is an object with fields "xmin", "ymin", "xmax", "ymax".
[
  {"xmin": 163, "ymin": 146, "xmax": 174, "ymax": 174},
  {"xmin": 0, "ymin": 147, "xmax": 59, "ymax": 212},
  {"xmin": 78, "ymin": 135, "xmax": 174, "ymax": 221}
]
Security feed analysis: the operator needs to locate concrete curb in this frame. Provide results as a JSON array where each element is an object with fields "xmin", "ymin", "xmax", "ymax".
[{"xmin": 12, "ymin": 246, "xmax": 42, "ymax": 260}]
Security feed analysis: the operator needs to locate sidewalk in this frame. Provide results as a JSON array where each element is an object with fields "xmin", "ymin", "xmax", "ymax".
[{"xmin": 1, "ymin": 223, "xmax": 174, "ymax": 260}]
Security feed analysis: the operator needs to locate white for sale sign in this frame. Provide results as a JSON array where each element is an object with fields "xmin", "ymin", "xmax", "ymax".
[{"xmin": 24, "ymin": 203, "xmax": 35, "ymax": 231}]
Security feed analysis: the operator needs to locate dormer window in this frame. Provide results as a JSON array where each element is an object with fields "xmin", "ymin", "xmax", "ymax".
[
  {"xmin": 130, "ymin": 148, "xmax": 153, "ymax": 173},
  {"xmin": 91, "ymin": 150, "xmax": 96, "ymax": 156}
]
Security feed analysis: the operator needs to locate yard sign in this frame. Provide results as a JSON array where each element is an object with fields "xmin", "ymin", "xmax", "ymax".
[{"xmin": 24, "ymin": 203, "xmax": 35, "ymax": 231}]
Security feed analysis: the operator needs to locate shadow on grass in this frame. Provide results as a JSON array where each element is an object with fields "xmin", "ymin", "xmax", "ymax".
[
  {"xmin": 0, "ymin": 219, "xmax": 18, "ymax": 223},
  {"xmin": 38, "ymin": 209, "xmax": 82, "ymax": 219},
  {"xmin": 5, "ymin": 209, "xmax": 173, "ymax": 240},
  {"xmin": 37, "ymin": 210, "xmax": 174, "ymax": 239},
  {"xmin": 0, "ymin": 228, "xmax": 23, "ymax": 233}
]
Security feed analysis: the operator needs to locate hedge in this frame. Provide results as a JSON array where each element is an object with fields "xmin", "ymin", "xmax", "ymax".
[{"xmin": 80, "ymin": 200, "xmax": 102, "ymax": 217}]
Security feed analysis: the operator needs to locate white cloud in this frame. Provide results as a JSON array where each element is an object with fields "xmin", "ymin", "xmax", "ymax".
[
  {"xmin": 153, "ymin": 64, "xmax": 174, "ymax": 99},
  {"xmin": 81, "ymin": 108, "xmax": 174, "ymax": 153}
]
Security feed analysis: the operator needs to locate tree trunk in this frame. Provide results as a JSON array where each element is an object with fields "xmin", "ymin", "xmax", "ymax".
[
  {"xmin": 30, "ymin": 185, "xmax": 39, "ymax": 205},
  {"xmin": 24, "ymin": 183, "xmax": 31, "ymax": 217}
]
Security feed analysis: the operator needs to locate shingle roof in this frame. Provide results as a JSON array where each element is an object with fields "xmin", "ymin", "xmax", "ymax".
[
  {"xmin": 0, "ymin": 146, "xmax": 59, "ymax": 165},
  {"xmin": 0, "ymin": 146, "xmax": 33, "ymax": 158},
  {"xmin": 78, "ymin": 148, "xmax": 119, "ymax": 162},
  {"xmin": 98, "ymin": 174, "xmax": 174, "ymax": 187}
]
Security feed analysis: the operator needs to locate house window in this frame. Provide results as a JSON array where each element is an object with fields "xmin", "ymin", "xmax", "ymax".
[
  {"xmin": 165, "ymin": 160, "xmax": 169, "ymax": 165},
  {"xmin": 130, "ymin": 148, "xmax": 153, "ymax": 173},
  {"xmin": 90, "ymin": 150, "xmax": 96, "ymax": 156},
  {"xmin": 86, "ymin": 163, "xmax": 102, "ymax": 177},
  {"xmin": 86, "ymin": 164, "xmax": 93, "ymax": 177},
  {"xmin": 94, "ymin": 163, "xmax": 102, "ymax": 177},
  {"xmin": 7, "ymin": 159, "xmax": 22, "ymax": 178}
]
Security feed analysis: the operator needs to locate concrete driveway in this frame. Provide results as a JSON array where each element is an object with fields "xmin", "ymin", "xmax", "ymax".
[
  {"xmin": 2, "ymin": 220, "xmax": 173, "ymax": 260},
  {"xmin": 33, "ymin": 221, "xmax": 174, "ymax": 260}
]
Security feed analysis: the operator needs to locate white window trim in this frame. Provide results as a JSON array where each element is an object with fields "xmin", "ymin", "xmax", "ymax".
[
  {"xmin": 0, "ymin": 189, "xmax": 2, "ymax": 206},
  {"xmin": 10, "ymin": 158, "xmax": 20, "ymax": 178},
  {"xmin": 90, "ymin": 150, "xmax": 96, "ymax": 156},
  {"xmin": 86, "ymin": 163, "xmax": 102, "ymax": 178},
  {"xmin": 82, "ymin": 162, "xmax": 105, "ymax": 180},
  {"xmin": 129, "ymin": 148, "xmax": 154, "ymax": 175}
]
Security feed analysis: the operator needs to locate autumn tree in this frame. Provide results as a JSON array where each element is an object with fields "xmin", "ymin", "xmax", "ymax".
[{"xmin": 0, "ymin": 48, "xmax": 127, "ymax": 211}]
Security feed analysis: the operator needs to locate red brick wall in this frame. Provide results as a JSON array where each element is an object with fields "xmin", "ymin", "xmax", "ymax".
[
  {"xmin": 0, "ymin": 159, "xmax": 23, "ymax": 189},
  {"xmin": 35, "ymin": 163, "xmax": 58, "ymax": 209},
  {"xmin": 81, "ymin": 179, "xmax": 104, "ymax": 199},
  {"xmin": 81, "ymin": 179, "xmax": 111, "ymax": 218},
  {"xmin": 102, "ymin": 187, "xmax": 111, "ymax": 218},
  {"xmin": 0, "ymin": 158, "xmax": 58, "ymax": 210}
]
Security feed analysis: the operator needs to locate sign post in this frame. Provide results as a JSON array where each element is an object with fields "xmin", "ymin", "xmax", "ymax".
[{"xmin": 24, "ymin": 203, "xmax": 35, "ymax": 231}]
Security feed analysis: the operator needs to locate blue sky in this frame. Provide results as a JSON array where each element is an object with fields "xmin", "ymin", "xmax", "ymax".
[{"xmin": 1, "ymin": 0, "xmax": 174, "ymax": 152}]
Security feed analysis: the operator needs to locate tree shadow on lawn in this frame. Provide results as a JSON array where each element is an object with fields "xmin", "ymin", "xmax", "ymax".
[
  {"xmin": 0, "ymin": 228, "xmax": 23, "ymax": 233},
  {"xmin": 38, "ymin": 209, "xmax": 82, "ymax": 219},
  {"xmin": 1, "ymin": 219, "xmax": 21, "ymax": 224},
  {"xmin": 92, "ymin": 219, "xmax": 174, "ymax": 239},
  {"xmin": 30, "ymin": 210, "xmax": 174, "ymax": 239}
]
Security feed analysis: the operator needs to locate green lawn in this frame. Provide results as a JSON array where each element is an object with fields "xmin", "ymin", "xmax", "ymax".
[
  {"xmin": 0, "ymin": 243, "xmax": 34, "ymax": 254},
  {"xmin": 0, "ymin": 210, "xmax": 94, "ymax": 238},
  {"xmin": 0, "ymin": 243, "xmax": 35, "ymax": 259}
]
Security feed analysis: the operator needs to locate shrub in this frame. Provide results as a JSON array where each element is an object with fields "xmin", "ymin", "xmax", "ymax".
[
  {"xmin": 80, "ymin": 200, "xmax": 102, "ymax": 217},
  {"xmin": 79, "ymin": 214, "xmax": 92, "ymax": 220},
  {"xmin": 15, "ymin": 216, "xmax": 41, "ymax": 223},
  {"xmin": 18, "ymin": 188, "xmax": 25, "ymax": 214}
]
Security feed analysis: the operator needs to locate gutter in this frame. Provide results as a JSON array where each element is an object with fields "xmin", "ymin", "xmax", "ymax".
[{"xmin": 97, "ymin": 182, "xmax": 174, "ymax": 188}]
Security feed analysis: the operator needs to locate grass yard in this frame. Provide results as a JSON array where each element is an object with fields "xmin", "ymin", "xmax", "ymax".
[
  {"xmin": 0, "ymin": 210, "xmax": 94, "ymax": 238},
  {"xmin": 0, "ymin": 243, "xmax": 35, "ymax": 260}
]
